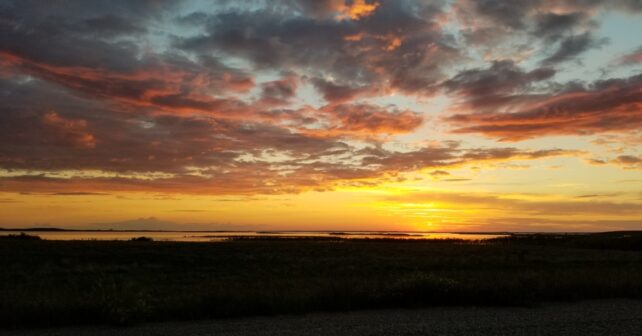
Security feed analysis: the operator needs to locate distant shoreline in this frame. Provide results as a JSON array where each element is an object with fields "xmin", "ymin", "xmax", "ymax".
[{"xmin": 2, "ymin": 227, "xmax": 638, "ymax": 235}]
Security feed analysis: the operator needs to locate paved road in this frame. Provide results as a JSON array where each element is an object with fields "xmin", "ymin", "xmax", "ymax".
[{"xmin": 3, "ymin": 300, "xmax": 641, "ymax": 336}]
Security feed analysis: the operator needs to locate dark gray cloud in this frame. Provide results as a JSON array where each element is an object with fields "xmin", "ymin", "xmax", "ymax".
[
  {"xmin": 75, "ymin": 14, "xmax": 147, "ymax": 37},
  {"xmin": 259, "ymin": 76, "xmax": 298, "ymax": 106},
  {"xmin": 311, "ymin": 77, "xmax": 371, "ymax": 104},
  {"xmin": 0, "ymin": 0, "xmax": 177, "ymax": 71},
  {"xmin": 456, "ymin": 0, "xmax": 642, "ymax": 38},
  {"xmin": 444, "ymin": 61, "xmax": 555, "ymax": 103},
  {"xmin": 532, "ymin": 12, "xmax": 590, "ymax": 42},
  {"xmin": 176, "ymin": 1, "xmax": 458, "ymax": 97},
  {"xmin": 454, "ymin": 0, "xmax": 636, "ymax": 65},
  {"xmin": 541, "ymin": 33, "xmax": 608, "ymax": 65}
]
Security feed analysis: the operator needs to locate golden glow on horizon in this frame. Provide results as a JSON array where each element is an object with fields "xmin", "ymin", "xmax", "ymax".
[{"xmin": 2, "ymin": 156, "xmax": 640, "ymax": 232}]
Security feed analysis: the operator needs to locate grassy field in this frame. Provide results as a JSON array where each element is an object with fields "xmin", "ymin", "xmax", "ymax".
[{"xmin": 1, "ymin": 232, "xmax": 641, "ymax": 328}]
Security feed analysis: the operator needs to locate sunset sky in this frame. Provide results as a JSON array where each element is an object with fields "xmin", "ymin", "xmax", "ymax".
[{"xmin": 1, "ymin": 0, "xmax": 641, "ymax": 232}]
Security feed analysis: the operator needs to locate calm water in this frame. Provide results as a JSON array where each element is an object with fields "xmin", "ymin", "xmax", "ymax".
[{"xmin": 1, "ymin": 230, "xmax": 505, "ymax": 242}]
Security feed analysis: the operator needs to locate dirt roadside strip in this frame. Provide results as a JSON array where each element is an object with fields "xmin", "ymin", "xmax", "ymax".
[{"xmin": 2, "ymin": 299, "xmax": 641, "ymax": 336}]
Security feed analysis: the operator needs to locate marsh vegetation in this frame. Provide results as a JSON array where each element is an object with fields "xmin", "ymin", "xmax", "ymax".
[{"xmin": 1, "ymin": 232, "xmax": 641, "ymax": 328}]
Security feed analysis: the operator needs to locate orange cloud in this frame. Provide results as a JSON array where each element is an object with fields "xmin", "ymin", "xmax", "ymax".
[
  {"xmin": 336, "ymin": 0, "xmax": 380, "ymax": 20},
  {"xmin": 42, "ymin": 112, "xmax": 96, "ymax": 149},
  {"xmin": 383, "ymin": 36, "xmax": 402, "ymax": 51},
  {"xmin": 292, "ymin": 103, "xmax": 423, "ymax": 139},
  {"xmin": 0, "ymin": 143, "xmax": 576, "ymax": 196},
  {"xmin": 446, "ymin": 72, "xmax": 642, "ymax": 141},
  {"xmin": 0, "ymin": 51, "xmax": 255, "ymax": 118},
  {"xmin": 343, "ymin": 32, "xmax": 365, "ymax": 41}
]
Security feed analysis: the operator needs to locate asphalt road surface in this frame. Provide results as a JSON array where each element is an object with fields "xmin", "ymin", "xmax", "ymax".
[{"xmin": 3, "ymin": 300, "xmax": 641, "ymax": 336}]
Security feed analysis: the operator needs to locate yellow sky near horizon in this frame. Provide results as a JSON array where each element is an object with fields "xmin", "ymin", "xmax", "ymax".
[{"xmin": 3, "ymin": 153, "xmax": 640, "ymax": 232}]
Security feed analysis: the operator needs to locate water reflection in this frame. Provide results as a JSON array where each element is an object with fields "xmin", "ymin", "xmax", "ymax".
[{"xmin": 0, "ymin": 230, "xmax": 505, "ymax": 241}]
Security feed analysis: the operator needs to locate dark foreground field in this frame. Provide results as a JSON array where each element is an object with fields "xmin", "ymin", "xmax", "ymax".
[
  {"xmin": 1, "ymin": 232, "xmax": 641, "ymax": 329},
  {"xmin": 7, "ymin": 300, "xmax": 642, "ymax": 336}
]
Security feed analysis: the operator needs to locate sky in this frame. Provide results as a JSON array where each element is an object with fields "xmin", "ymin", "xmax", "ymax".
[{"xmin": 1, "ymin": 0, "xmax": 641, "ymax": 232}]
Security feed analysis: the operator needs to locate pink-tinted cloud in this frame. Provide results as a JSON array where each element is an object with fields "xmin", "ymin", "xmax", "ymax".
[
  {"xmin": 0, "ymin": 90, "xmax": 575, "ymax": 196},
  {"xmin": 41, "ymin": 112, "xmax": 96, "ymax": 149},
  {"xmin": 308, "ymin": 104, "xmax": 424, "ymax": 137},
  {"xmin": 613, "ymin": 47, "xmax": 642, "ymax": 66},
  {"xmin": 446, "ymin": 73, "xmax": 642, "ymax": 140},
  {"xmin": 1, "ymin": 0, "xmax": 638, "ymax": 199},
  {"xmin": 0, "ymin": 51, "xmax": 256, "ymax": 118}
]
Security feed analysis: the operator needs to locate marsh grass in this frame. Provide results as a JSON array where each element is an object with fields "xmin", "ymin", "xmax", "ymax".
[{"xmin": 1, "ymin": 233, "xmax": 641, "ymax": 328}]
